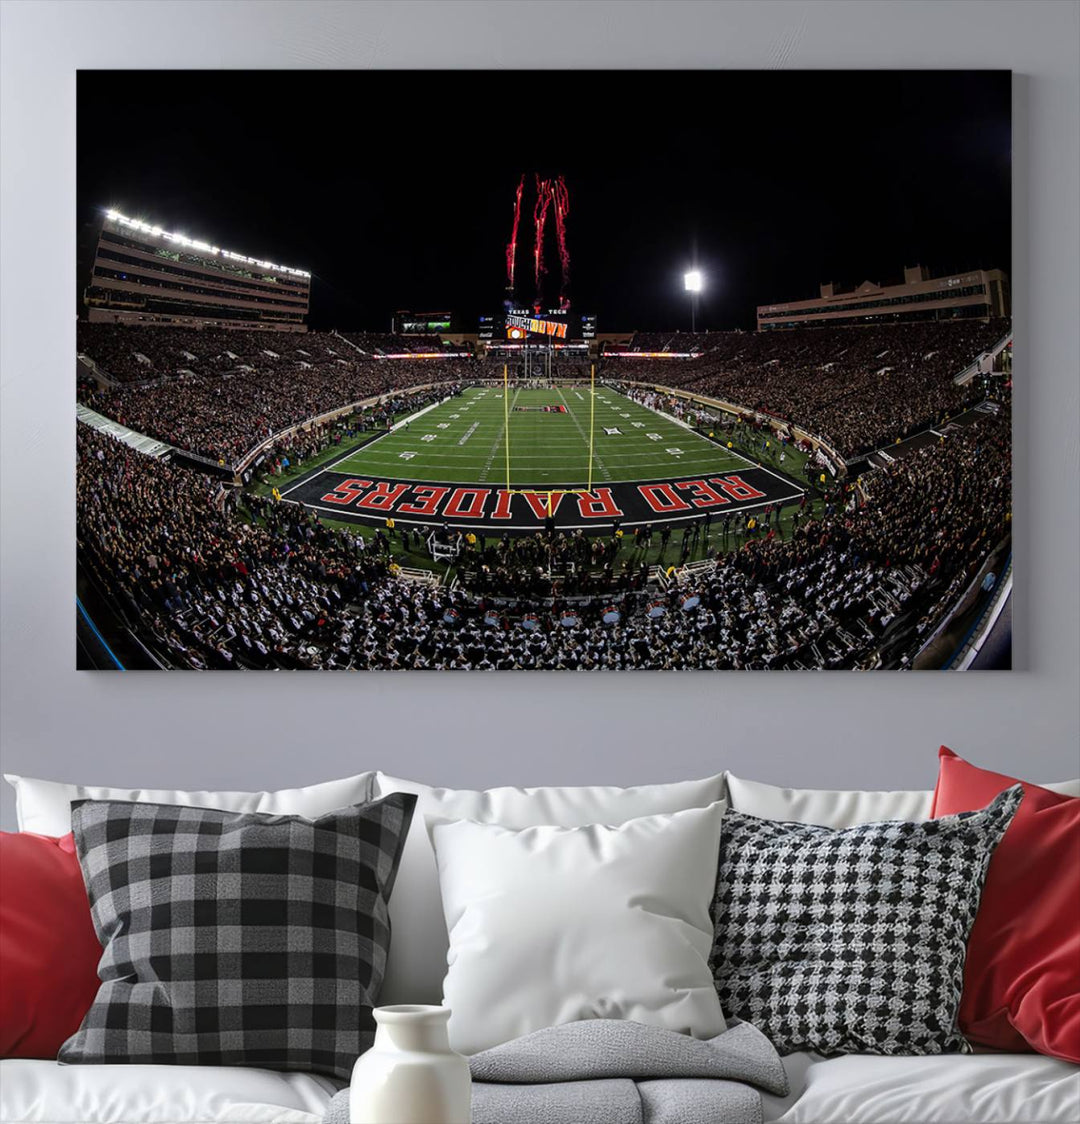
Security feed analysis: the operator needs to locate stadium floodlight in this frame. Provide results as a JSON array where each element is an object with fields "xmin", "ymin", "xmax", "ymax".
[
  {"xmin": 101, "ymin": 208, "xmax": 312, "ymax": 278},
  {"xmin": 684, "ymin": 270, "xmax": 704, "ymax": 331}
]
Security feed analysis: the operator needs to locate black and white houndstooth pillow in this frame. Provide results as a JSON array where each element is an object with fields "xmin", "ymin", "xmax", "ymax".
[
  {"xmin": 60, "ymin": 793, "xmax": 416, "ymax": 1080},
  {"xmin": 710, "ymin": 785, "xmax": 1022, "ymax": 1057}
]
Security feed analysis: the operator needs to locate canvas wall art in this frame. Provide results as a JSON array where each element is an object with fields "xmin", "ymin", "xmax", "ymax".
[{"xmin": 75, "ymin": 70, "xmax": 1012, "ymax": 670}]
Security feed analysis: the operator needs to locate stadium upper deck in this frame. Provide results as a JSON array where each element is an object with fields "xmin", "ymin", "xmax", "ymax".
[{"xmin": 84, "ymin": 210, "xmax": 311, "ymax": 332}]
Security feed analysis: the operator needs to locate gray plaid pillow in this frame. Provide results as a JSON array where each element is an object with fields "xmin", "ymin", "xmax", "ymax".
[
  {"xmin": 710, "ymin": 785, "xmax": 1022, "ymax": 1057},
  {"xmin": 59, "ymin": 793, "xmax": 415, "ymax": 1079}
]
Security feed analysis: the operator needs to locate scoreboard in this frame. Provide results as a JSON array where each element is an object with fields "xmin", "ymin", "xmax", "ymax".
[
  {"xmin": 505, "ymin": 308, "xmax": 569, "ymax": 339},
  {"xmin": 478, "ymin": 310, "xmax": 597, "ymax": 341},
  {"xmin": 394, "ymin": 310, "xmax": 452, "ymax": 334}
]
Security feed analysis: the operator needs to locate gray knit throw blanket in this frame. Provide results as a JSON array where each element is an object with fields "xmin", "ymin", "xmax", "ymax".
[{"xmin": 324, "ymin": 1018, "xmax": 788, "ymax": 1124}]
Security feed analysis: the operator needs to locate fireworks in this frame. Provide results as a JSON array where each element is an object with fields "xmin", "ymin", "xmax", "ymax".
[
  {"xmin": 505, "ymin": 175, "xmax": 524, "ymax": 290},
  {"xmin": 551, "ymin": 175, "xmax": 570, "ymax": 310},
  {"xmin": 504, "ymin": 174, "xmax": 571, "ymax": 311},
  {"xmin": 533, "ymin": 174, "xmax": 553, "ymax": 306}
]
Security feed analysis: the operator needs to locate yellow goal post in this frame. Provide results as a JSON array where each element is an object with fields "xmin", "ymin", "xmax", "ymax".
[{"xmin": 502, "ymin": 362, "xmax": 600, "ymax": 514}]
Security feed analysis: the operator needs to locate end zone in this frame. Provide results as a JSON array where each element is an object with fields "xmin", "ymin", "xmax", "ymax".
[{"xmin": 283, "ymin": 464, "xmax": 807, "ymax": 532}]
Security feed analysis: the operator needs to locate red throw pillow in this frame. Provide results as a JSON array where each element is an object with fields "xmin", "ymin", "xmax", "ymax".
[
  {"xmin": 932, "ymin": 747, "xmax": 1080, "ymax": 1062},
  {"xmin": 0, "ymin": 832, "xmax": 102, "ymax": 1057}
]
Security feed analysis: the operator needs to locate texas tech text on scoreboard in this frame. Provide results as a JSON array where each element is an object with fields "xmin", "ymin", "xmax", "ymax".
[{"xmin": 84, "ymin": 210, "xmax": 311, "ymax": 332}]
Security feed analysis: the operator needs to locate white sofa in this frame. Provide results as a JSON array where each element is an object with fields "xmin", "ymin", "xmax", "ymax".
[
  {"xmin": 2, "ymin": 770, "xmax": 1078, "ymax": 1124},
  {"xmin": 4, "ymin": 1038, "xmax": 1078, "ymax": 1123}
]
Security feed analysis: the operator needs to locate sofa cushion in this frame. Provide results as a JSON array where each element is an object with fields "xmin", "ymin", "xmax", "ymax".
[
  {"xmin": 711, "ymin": 787, "xmax": 1023, "ymax": 1056},
  {"xmin": 431, "ymin": 802, "xmax": 727, "ymax": 1054},
  {"xmin": 372, "ymin": 772, "xmax": 726, "ymax": 1005},
  {"xmin": 0, "ymin": 1058, "xmax": 339, "ymax": 1123},
  {"xmin": 3, "ymin": 772, "xmax": 376, "ymax": 836},
  {"xmin": 932, "ymin": 747, "xmax": 1080, "ymax": 1062},
  {"xmin": 60, "ymin": 795, "xmax": 415, "ymax": 1081},
  {"xmin": 762, "ymin": 1050, "xmax": 1080, "ymax": 1123},
  {"xmin": 0, "ymin": 832, "xmax": 101, "ymax": 1058}
]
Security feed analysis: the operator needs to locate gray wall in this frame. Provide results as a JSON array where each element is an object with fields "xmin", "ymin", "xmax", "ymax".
[{"xmin": 2, "ymin": 1, "xmax": 1078, "ymax": 831}]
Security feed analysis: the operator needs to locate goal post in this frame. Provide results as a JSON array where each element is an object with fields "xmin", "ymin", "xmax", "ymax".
[
  {"xmin": 502, "ymin": 362, "xmax": 599, "ymax": 503},
  {"xmin": 588, "ymin": 362, "xmax": 596, "ymax": 493},
  {"xmin": 503, "ymin": 363, "xmax": 512, "ymax": 492}
]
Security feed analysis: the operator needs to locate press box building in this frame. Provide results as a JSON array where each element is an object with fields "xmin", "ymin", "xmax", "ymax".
[{"xmin": 84, "ymin": 210, "xmax": 311, "ymax": 332}]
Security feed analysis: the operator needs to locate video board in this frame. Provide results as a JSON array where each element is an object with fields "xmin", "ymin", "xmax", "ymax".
[
  {"xmin": 478, "ymin": 310, "xmax": 596, "ymax": 341},
  {"xmin": 394, "ymin": 310, "xmax": 452, "ymax": 334}
]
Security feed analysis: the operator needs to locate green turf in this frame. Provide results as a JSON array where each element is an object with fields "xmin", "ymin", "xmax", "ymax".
[{"xmin": 322, "ymin": 385, "xmax": 761, "ymax": 489}]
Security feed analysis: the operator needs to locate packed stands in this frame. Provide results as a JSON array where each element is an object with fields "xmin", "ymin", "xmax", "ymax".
[
  {"xmin": 77, "ymin": 325, "xmax": 476, "ymax": 465},
  {"xmin": 602, "ymin": 319, "xmax": 1007, "ymax": 458},
  {"xmin": 77, "ymin": 323, "xmax": 344, "ymax": 384},
  {"xmin": 618, "ymin": 332, "xmax": 716, "ymax": 354},
  {"xmin": 335, "ymin": 332, "xmax": 454, "ymax": 355}
]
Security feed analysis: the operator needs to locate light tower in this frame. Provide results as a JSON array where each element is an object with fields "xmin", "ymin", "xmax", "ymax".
[{"xmin": 684, "ymin": 270, "xmax": 703, "ymax": 333}]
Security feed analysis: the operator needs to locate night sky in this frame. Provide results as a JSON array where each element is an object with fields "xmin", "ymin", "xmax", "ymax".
[{"xmin": 77, "ymin": 70, "xmax": 1010, "ymax": 332}]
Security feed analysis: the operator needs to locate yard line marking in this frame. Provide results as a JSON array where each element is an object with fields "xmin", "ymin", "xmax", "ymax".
[
  {"xmin": 479, "ymin": 386, "xmax": 520, "ymax": 482},
  {"xmin": 278, "ymin": 395, "xmax": 447, "ymax": 496},
  {"xmin": 557, "ymin": 385, "xmax": 611, "ymax": 483},
  {"xmin": 628, "ymin": 394, "xmax": 804, "ymax": 492}
]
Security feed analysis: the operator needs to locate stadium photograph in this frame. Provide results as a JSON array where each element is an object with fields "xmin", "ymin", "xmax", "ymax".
[{"xmin": 75, "ymin": 69, "xmax": 1012, "ymax": 671}]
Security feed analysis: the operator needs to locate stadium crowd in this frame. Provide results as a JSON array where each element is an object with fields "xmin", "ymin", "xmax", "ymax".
[
  {"xmin": 335, "ymin": 331, "xmax": 455, "ymax": 355},
  {"xmin": 77, "ymin": 323, "xmax": 333, "ymax": 384},
  {"xmin": 455, "ymin": 529, "xmax": 648, "ymax": 599},
  {"xmin": 615, "ymin": 331, "xmax": 715, "ymax": 354},
  {"xmin": 603, "ymin": 319, "xmax": 1007, "ymax": 457},
  {"xmin": 77, "ymin": 389, "xmax": 1010, "ymax": 669},
  {"xmin": 79, "ymin": 345, "xmax": 475, "ymax": 465},
  {"xmin": 77, "ymin": 425, "xmax": 391, "ymax": 670}
]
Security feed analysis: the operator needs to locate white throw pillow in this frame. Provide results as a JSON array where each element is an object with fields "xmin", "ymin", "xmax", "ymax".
[
  {"xmin": 723, "ymin": 771, "xmax": 1080, "ymax": 828},
  {"xmin": 373, "ymin": 772, "xmax": 726, "ymax": 1005},
  {"xmin": 3, "ymin": 772, "xmax": 376, "ymax": 836},
  {"xmin": 430, "ymin": 802, "xmax": 728, "ymax": 1055}
]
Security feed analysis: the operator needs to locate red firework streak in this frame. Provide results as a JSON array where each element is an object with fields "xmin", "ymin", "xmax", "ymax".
[
  {"xmin": 533, "ymin": 174, "xmax": 553, "ymax": 308},
  {"xmin": 505, "ymin": 175, "xmax": 524, "ymax": 290},
  {"xmin": 551, "ymin": 175, "xmax": 570, "ymax": 309}
]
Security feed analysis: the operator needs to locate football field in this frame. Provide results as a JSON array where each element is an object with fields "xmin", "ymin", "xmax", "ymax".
[
  {"xmin": 336, "ymin": 385, "xmax": 749, "ymax": 486},
  {"xmin": 283, "ymin": 384, "xmax": 807, "ymax": 531}
]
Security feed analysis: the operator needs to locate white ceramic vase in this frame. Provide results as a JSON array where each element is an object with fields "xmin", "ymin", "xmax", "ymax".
[{"xmin": 350, "ymin": 1005, "xmax": 471, "ymax": 1124}]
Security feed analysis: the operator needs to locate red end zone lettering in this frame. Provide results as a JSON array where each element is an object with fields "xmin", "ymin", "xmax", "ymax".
[
  {"xmin": 714, "ymin": 474, "xmax": 767, "ymax": 502},
  {"xmin": 673, "ymin": 479, "xmax": 731, "ymax": 508},
  {"xmin": 576, "ymin": 488, "xmax": 624, "ymax": 519},
  {"xmin": 320, "ymin": 479, "xmax": 372, "ymax": 506},
  {"xmin": 638, "ymin": 482, "xmax": 692, "ymax": 513},
  {"xmin": 354, "ymin": 482, "xmax": 411, "ymax": 511},
  {"xmin": 444, "ymin": 488, "xmax": 490, "ymax": 519},
  {"xmin": 398, "ymin": 485, "xmax": 451, "ymax": 517},
  {"xmin": 521, "ymin": 492, "xmax": 567, "ymax": 519},
  {"xmin": 491, "ymin": 490, "xmax": 514, "ymax": 520}
]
